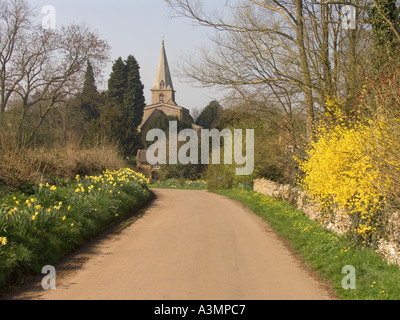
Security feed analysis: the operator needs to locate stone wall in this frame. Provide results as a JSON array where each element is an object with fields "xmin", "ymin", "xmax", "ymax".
[{"xmin": 253, "ymin": 178, "xmax": 400, "ymax": 265}]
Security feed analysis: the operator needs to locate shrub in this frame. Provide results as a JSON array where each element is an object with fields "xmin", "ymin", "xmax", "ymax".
[
  {"xmin": 297, "ymin": 97, "xmax": 396, "ymax": 245},
  {"xmin": 0, "ymin": 141, "xmax": 126, "ymax": 188},
  {"xmin": 160, "ymin": 162, "xmax": 206, "ymax": 181}
]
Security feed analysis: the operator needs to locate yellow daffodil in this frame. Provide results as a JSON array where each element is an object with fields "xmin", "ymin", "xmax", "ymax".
[{"xmin": 0, "ymin": 237, "xmax": 7, "ymax": 246}]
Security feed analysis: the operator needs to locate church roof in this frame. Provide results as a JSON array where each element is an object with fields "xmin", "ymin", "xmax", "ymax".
[
  {"xmin": 138, "ymin": 108, "xmax": 166, "ymax": 132},
  {"xmin": 136, "ymin": 150, "xmax": 149, "ymax": 165},
  {"xmin": 153, "ymin": 40, "xmax": 174, "ymax": 91}
]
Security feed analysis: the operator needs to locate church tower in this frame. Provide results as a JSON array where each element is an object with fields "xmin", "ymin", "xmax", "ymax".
[
  {"xmin": 151, "ymin": 40, "xmax": 176, "ymax": 105},
  {"xmin": 138, "ymin": 40, "xmax": 193, "ymax": 133},
  {"xmin": 136, "ymin": 40, "xmax": 200, "ymax": 176}
]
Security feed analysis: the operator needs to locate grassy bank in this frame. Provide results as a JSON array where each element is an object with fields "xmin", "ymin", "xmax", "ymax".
[
  {"xmin": 149, "ymin": 178, "xmax": 207, "ymax": 190},
  {"xmin": 0, "ymin": 168, "xmax": 153, "ymax": 295},
  {"xmin": 215, "ymin": 188, "xmax": 400, "ymax": 300}
]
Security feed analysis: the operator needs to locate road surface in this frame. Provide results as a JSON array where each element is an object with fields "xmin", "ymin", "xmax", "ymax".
[{"xmin": 4, "ymin": 189, "xmax": 335, "ymax": 300}]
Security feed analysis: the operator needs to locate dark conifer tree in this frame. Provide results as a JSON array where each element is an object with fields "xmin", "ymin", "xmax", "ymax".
[
  {"xmin": 196, "ymin": 100, "xmax": 222, "ymax": 129},
  {"xmin": 80, "ymin": 61, "xmax": 102, "ymax": 122},
  {"xmin": 106, "ymin": 57, "xmax": 127, "ymax": 107},
  {"xmin": 104, "ymin": 55, "xmax": 146, "ymax": 156},
  {"xmin": 124, "ymin": 55, "xmax": 145, "ymax": 127}
]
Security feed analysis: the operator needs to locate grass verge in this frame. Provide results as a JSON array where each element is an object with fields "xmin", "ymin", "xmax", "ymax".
[
  {"xmin": 0, "ymin": 168, "xmax": 153, "ymax": 296},
  {"xmin": 215, "ymin": 188, "xmax": 400, "ymax": 300},
  {"xmin": 149, "ymin": 178, "xmax": 207, "ymax": 190}
]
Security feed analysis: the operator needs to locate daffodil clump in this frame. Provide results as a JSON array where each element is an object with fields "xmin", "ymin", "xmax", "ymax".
[
  {"xmin": 0, "ymin": 168, "xmax": 152, "ymax": 293},
  {"xmin": 184, "ymin": 179, "xmax": 207, "ymax": 189},
  {"xmin": 151, "ymin": 178, "xmax": 207, "ymax": 189},
  {"xmin": 298, "ymin": 98, "xmax": 397, "ymax": 244}
]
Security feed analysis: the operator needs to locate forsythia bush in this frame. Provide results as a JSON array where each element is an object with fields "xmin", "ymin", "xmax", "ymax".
[{"xmin": 298, "ymin": 97, "xmax": 398, "ymax": 244}]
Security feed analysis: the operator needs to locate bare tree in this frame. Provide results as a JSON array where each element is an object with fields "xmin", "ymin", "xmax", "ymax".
[
  {"xmin": 166, "ymin": 0, "xmax": 372, "ymax": 141},
  {"xmin": 191, "ymin": 106, "xmax": 201, "ymax": 123},
  {"xmin": 0, "ymin": 0, "xmax": 110, "ymax": 145},
  {"xmin": 15, "ymin": 24, "xmax": 110, "ymax": 143},
  {"xmin": 0, "ymin": 0, "xmax": 32, "ymax": 124}
]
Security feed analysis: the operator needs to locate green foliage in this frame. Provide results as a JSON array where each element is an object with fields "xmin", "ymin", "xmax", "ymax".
[
  {"xmin": 369, "ymin": 0, "xmax": 400, "ymax": 72},
  {"xmin": 124, "ymin": 55, "xmax": 146, "ymax": 129},
  {"xmin": 80, "ymin": 61, "xmax": 103, "ymax": 122},
  {"xmin": 140, "ymin": 114, "xmax": 192, "ymax": 149},
  {"xmin": 204, "ymin": 106, "xmax": 289, "ymax": 189},
  {"xmin": 149, "ymin": 178, "xmax": 207, "ymax": 190},
  {"xmin": 119, "ymin": 55, "xmax": 146, "ymax": 156},
  {"xmin": 141, "ymin": 114, "xmax": 205, "ymax": 181},
  {"xmin": 160, "ymin": 162, "xmax": 206, "ymax": 181},
  {"xmin": 196, "ymin": 100, "xmax": 222, "ymax": 129},
  {"xmin": 106, "ymin": 57, "xmax": 127, "ymax": 107},
  {"xmin": 205, "ymin": 164, "xmax": 237, "ymax": 190},
  {"xmin": 104, "ymin": 56, "xmax": 146, "ymax": 156}
]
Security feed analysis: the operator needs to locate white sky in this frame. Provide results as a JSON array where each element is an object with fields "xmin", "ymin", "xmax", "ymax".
[{"xmin": 29, "ymin": 0, "xmax": 228, "ymax": 112}]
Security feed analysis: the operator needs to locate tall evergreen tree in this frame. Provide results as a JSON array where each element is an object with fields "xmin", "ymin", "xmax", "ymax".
[
  {"xmin": 196, "ymin": 100, "xmax": 222, "ymax": 129},
  {"xmin": 106, "ymin": 57, "xmax": 127, "ymax": 107},
  {"xmin": 124, "ymin": 55, "xmax": 145, "ymax": 128},
  {"xmin": 80, "ymin": 61, "xmax": 102, "ymax": 122},
  {"xmin": 104, "ymin": 55, "xmax": 146, "ymax": 156},
  {"xmin": 118, "ymin": 55, "xmax": 146, "ymax": 156}
]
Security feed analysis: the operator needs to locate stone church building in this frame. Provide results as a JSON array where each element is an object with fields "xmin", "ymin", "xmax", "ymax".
[
  {"xmin": 136, "ymin": 41, "xmax": 199, "ymax": 177},
  {"xmin": 138, "ymin": 40, "xmax": 193, "ymax": 133}
]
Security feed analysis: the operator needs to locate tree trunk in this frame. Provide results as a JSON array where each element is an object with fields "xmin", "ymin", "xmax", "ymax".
[{"xmin": 294, "ymin": 0, "xmax": 315, "ymax": 141}]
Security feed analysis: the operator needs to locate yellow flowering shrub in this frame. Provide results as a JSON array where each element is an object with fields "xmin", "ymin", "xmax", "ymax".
[{"xmin": 298, "ymin": 98, "xmax": 397, "ymax": 243}]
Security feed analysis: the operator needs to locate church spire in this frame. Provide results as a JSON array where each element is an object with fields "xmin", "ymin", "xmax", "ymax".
[
  {"xmin": 151, "ymin": 39, "xmax": 176, "ymax": 105},
  {"xmin": 153, "ymin": 39, "xmax": 174, "ymax": 91}
]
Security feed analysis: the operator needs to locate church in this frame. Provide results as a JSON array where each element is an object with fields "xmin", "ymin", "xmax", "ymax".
[
  {"xmin": 136, "ymin": 40, "xmax": 199, "ymax": 176},
  {"xmin": 138, "ymin": 40, "xmax": 194, "ymax": 133}
]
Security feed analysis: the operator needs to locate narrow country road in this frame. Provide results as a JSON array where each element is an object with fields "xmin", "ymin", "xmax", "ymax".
[{"xmin": 5, "ymin": 189, "xmax": 335, "ymax": 300}]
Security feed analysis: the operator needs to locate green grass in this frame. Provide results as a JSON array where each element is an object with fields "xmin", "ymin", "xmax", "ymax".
[
  {"xmin": 215, "ymin": 188, "xmax": 400, "ymax": 300},
  {"xmin": 149, "ymin": 178, "xmax": 207, "ymax": 190},
  {"xmin": 0, "ymin": 168, "xmax": 153, "ymax": 296}
]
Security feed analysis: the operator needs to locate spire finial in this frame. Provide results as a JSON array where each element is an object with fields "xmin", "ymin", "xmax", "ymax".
[{"xmin": 162, "ymin": 36, "xmax": 165, "ymax": 45}]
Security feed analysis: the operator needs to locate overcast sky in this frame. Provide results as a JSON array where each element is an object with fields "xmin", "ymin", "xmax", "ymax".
[{"xmin": 29, "ymin": 0, "xmax": 227, "ymax": 112}]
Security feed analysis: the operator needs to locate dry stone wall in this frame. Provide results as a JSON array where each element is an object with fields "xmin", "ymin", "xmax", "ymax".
[{"xmin": 253, "ymin": 178, "xmax": 400, "ymax": 265}]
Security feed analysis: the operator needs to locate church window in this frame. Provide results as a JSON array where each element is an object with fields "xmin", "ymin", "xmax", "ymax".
[
  {"xmin": 160, "ymin": 80, "xmax": 165, "ymax": 89},
  {"xmin": 159, "ymin": 94, "xmax": 164, "ymax": 102}
]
